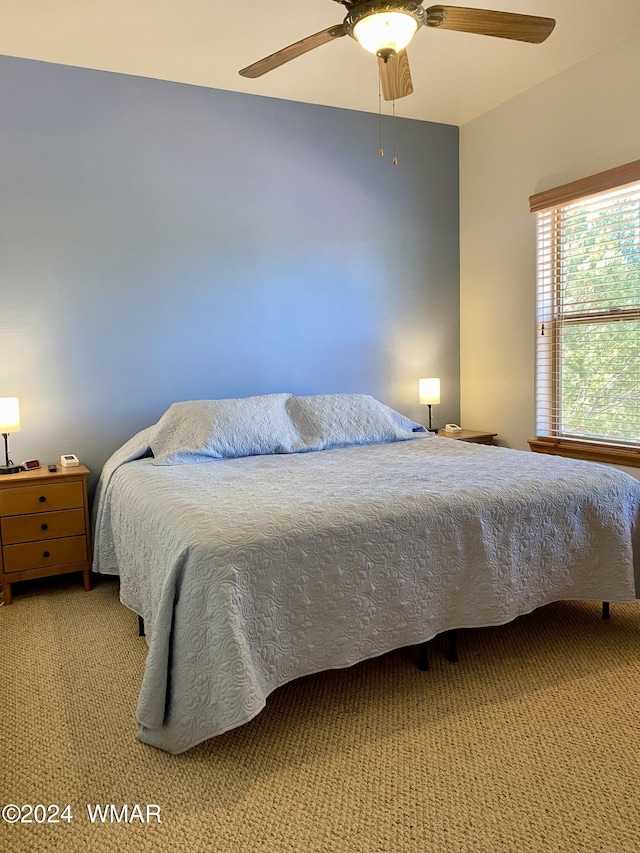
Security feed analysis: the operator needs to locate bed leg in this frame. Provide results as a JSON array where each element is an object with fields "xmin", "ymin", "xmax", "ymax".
[
  {"xmin": 602, "ymin": 601, "xmax": 610, "ymax": 621},
  {"xmin": 138, "ymin": 615, "xmax": 145, "ymax": 637},
  {"xmin": 446, "ymin": 630, "xmax": 458, "ymax": 663},
  {"xmin": 417, "ymin": 642, "xmax": 429, "ymax": 671}
]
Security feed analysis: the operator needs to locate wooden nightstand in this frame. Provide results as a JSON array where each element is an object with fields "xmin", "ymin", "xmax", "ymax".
[
  {"xmin": 0, "ymin": 464, "xmax": 92, "ymax": 605},
  {"xmin": 437, "ymin": 429, "xmax": 497, "ymax": 445}
]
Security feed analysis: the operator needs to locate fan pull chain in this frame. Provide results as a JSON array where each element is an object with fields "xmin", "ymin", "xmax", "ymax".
[
  {"xmin": 378, "ymin": 73, "xmax": 384, "ymax": 157},
  {"xmin": 392, "ymin": 100, "xmax": 398, "ymax": 165}
]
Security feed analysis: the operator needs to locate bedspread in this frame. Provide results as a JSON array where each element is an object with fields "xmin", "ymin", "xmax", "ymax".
[{"xmin": 93, "ymin": 436, "xmax": 640, "ymax": 753}]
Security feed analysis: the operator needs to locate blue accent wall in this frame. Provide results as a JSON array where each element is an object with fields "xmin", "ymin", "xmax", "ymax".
[{"xmin": 0, "ymin": 55, "xmax": 459, "ymax": 486}]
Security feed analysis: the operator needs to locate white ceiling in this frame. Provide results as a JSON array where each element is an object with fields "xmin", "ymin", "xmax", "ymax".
[{"xmin": 1, "ymin": 1, "xmax": 639, "ymax": 126}]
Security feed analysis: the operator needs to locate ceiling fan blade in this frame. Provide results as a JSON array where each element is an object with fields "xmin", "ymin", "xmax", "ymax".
[
  {"xmin": 426, "ymin": 6, "xmax": 556, "ymax": 43},
  {"xmin": 239, "ymin": 25, "xmax": 346, "ymax": 78},
  {"xmin": 378, "ymin": 51, "xmax": 414, "ymax": 101}
]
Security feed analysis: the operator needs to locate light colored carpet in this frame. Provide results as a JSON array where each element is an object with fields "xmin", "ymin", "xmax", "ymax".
[{"xmin": 2, "ymin": 574, "xmax": 640, "ymax": 853}]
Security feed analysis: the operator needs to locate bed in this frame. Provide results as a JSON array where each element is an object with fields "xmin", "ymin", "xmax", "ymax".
[{"xmin": 92, "ymin": 393, "xmax": 640, "ymax": 754}]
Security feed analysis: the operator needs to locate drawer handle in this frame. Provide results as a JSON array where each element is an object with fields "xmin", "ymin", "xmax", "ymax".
[
  {"xmin": 41, "ymin": 523, "xmax": 48, "ymax": 531},
  {"xmin": 39, "ymin": 496, "xmax": 46, "ymax": 503},
  {"xmin": 43, "ymin": 551, "xmax": 50, "ymax": 558}
]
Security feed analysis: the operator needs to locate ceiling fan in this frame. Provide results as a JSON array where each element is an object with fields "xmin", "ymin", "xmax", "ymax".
[{"xmin": 239, "ymin": 2, "xmax": 556, "ymax": 101}]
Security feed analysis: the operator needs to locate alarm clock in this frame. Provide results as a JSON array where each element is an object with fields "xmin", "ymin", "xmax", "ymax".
[
  {"xmin": 21, "ymin": 459, "xmax": 41, "ymax": 471},
  {"xmin": 60, "ymin": 454, "xmax": 80, "ymax": 468}
]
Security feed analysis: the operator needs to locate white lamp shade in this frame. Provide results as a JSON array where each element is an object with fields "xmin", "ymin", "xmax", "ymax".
[
  {"xmin": 0, "ymin": 397, "xmax": 21, "ymax": 433},
  {"xmin": 353, "ymin": 11, "xmax": 418, "ymax": 55},
  {"xmin": 419, "ymin": 378, "xmax": 440, "ymax": 406}
]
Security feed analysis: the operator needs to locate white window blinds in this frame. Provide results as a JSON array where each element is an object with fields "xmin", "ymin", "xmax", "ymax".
[{"xmin": 530, "ymin": 162, "xmax": 640, "ymax": 450}]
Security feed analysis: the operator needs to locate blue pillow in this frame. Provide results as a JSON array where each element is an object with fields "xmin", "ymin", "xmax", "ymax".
[
  {"xmin": 150, "ymin": 394, "xmax": 303, "ymax": 464},
  {"xmin": 287, "ymin": 394, "xmax": 427, "ymax": 451}
]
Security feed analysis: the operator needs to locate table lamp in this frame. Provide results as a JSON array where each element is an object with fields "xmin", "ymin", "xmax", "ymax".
[
  {"xmin": 419, "ymin": 378, "xmax": 440, "ymax": 432},
  {"xmin": 0, "ymin": 397, "xmax": 21, "ymax": 475}
]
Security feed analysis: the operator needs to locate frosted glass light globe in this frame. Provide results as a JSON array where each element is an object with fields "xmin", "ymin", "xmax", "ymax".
[{"xmin": 353, "ymin": 11, "xmax": 418, "ymax": 56}]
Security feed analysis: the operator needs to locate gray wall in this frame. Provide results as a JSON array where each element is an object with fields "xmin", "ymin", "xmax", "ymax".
[{"xmin": 0, "ymin": 56, "xmax": 459, "ymax": 491}]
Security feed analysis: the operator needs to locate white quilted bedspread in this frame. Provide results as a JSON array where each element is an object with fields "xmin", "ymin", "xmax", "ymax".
[{"xmin": 93, "ymin": 437, "xmax": 640, "ymax": 753}]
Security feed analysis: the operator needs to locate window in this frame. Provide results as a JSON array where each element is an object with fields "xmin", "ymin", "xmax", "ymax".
[{"xmin": 529, "ymin": 160, "xmax": 640, "ymax": 468}]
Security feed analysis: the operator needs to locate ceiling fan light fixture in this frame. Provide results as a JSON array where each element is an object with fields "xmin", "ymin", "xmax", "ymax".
[{"xmin": 353, "ymin": 10, "xmax": 418, "ymax": 57}]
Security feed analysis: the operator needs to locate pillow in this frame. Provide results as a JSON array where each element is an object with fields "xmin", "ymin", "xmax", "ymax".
[
  {"xmin": 286, "ymin": 394, "xmax": 427, "ymax": 451},
  {"xmin": 150, "ymin": 394, "xmax": 303, "ymax": 465}
]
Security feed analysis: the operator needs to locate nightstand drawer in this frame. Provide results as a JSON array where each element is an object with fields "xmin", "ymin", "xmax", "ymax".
[
  {"xmin": 0, "ymin": 481, "xmax": 84, "ymax": 516},
  {"xmin": 1, "ymin": 508, "xmax": 86, "ymax": 545},
  {"xmin": 3, "ymin": 535, "xmax": 88, "ymax": 573}
]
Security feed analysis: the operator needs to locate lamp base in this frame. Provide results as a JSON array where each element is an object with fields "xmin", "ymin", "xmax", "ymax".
[{"xmin": 0, "ymin": 464, "xmax": 21, "ymax": 475}]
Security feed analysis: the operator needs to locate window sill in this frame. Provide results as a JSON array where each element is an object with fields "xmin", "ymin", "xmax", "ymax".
[{"xmin": 528, "ymin": 437, "xmax": 640, "ymax": 469}]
